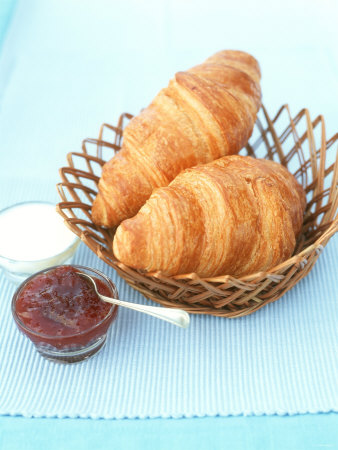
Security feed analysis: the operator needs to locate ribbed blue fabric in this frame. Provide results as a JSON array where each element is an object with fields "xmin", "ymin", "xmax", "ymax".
[{"xmin": 0, "ymin": 181, "xmax": 337, "ymax": 419}]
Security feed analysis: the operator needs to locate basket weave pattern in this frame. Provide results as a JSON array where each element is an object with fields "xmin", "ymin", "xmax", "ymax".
[{"xmin": 57, "ymin": 105, "xmax": 338, "ymax": 317}]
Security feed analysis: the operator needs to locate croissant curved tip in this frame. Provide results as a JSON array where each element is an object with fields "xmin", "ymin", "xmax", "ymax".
[
  {"xmin": 91, "ymin": 195, "xmax": 106, "ymax": 226},
  {"xmin": 92, "ymin": 193, "xmax": 121, "ymax": 229},
  {"xmin": 113, "ymin": 217, "xmax": 149, "ymax": 270}
]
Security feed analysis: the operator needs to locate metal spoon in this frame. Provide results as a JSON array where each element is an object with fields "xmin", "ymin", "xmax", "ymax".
[{"xmin": 79, "ymin": 272, "xmax": 190, "ymax": 328}]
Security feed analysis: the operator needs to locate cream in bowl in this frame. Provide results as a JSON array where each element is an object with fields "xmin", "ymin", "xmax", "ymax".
[{"xmin": 0, "ymin": 201, "xmax": 80, "ymax": 284}]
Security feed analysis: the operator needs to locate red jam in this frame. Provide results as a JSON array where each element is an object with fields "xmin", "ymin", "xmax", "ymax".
[{"xmin": 14, "ymin": 265, "xmax": 117, "ymax": 350}]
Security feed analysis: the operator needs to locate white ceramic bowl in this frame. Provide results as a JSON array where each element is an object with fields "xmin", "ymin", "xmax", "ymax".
[{"xmin": 0, "ymin": 201, "xmax": 80, "ymax": 284}]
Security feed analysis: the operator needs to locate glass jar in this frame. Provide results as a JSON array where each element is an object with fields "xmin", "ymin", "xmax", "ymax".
[{"xmin": 12, "ymin": 265, "xmax": 118, "ymax": 363}]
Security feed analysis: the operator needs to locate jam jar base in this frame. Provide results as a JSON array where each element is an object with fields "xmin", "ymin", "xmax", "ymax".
[{"xmin": 35, "ymin": 334, "xmax": 108, "ymax": 364}]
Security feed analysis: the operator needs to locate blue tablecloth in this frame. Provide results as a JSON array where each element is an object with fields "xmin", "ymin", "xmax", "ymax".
[
  {"xmin": 1, "ymin": 414, "xmax": 338, "ymax": 450},
  {"xmin": 0, "ymin": 0, "xmax": 337, "ymax": 448}
]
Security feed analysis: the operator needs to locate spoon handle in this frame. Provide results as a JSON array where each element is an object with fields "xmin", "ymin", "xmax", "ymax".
[{"xmin": 100, "ymin": 295, "xmax": 190, "ymax": 328}]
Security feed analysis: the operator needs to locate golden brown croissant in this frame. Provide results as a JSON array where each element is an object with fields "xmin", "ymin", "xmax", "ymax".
[
  {"xmin": 113, "ymin": 155, "xmax": 306, "ymax": 278},
  {"xmin": 92, "ymin": 50, "xmax": 261, "ymax": 228}
]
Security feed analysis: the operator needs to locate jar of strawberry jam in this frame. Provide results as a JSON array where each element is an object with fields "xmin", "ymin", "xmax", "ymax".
[{"xmin": 12, "ymin": 265, "xmax": 118, "ymax": 363}]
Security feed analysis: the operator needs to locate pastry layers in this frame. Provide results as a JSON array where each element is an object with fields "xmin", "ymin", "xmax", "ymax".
[
  {"xmin": 92, "ymin": 50, "xmax": 261, "ymax": 228},
  {"xmin": 113, "ymin": 155, "xmax": 306, "ymax": 277}
]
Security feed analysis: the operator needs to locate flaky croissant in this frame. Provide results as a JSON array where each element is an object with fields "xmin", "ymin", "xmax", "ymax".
[
  {"xmin": 92, "ymin": 50, "xmax": 261, "ymax": 228},
  {"xmin": 113, "ymin": 156, "xmax": 306, "ymax": 278}
]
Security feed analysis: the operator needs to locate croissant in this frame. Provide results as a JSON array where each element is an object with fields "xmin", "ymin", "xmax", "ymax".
[
  {"xmin": 113, "ymin": 155, "xmax": 306, "ymax": 278},
  {"xmin": 92, "ymin": 50, "xmax": 261, "ymax": 228}
]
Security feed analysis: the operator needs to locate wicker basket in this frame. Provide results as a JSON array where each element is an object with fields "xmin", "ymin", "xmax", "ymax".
[{"xmin": 57, "ymin": 104, "xmax": 338, "ymax": 317}]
